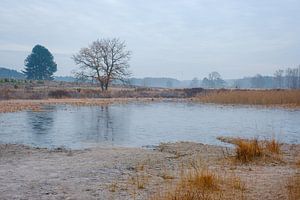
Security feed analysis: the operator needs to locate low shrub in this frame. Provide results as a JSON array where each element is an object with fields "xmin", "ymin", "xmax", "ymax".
[{"xmin": 48, "ymin": 90, "xmax": 71, "ymax": 98}]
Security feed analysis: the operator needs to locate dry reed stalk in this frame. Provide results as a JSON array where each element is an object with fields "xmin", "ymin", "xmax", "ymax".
[
  {"xmin": 196, "ymin": 90, "xmax": 300, "ymax": 107},
  {"xmin": 265, "ymin": 139, "xmax": 281, "ymax": 154},
  {"xmin": 235, "ymin": 139, "xmax": 262, "ymax": 162}
]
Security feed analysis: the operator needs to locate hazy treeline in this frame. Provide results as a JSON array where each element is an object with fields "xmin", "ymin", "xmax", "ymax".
[
  {"xmin": 0, "ymin": 67, "xmax": 25, "ymax": 79},
  {"xmin": 1, "ymin": 66, "xmax": 300, "ymax": 89},
  {"xmin": 129, "ymin": 67, "xmax": 300, "ymax": 89},
  {"xmin": 234, "ymin": 66, "xmax": 300, "ymax": 89}
]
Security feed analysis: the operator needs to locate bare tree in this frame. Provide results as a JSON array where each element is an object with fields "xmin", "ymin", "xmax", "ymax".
[
  {"xmin": 274, "ymin": 69, "xmax": 284, "ymax": 88},
  {"xmin": 73, "ymin": 38, "xmax": 131, "ymax": 91},
  {"xmin": 285, "ymin": 68, "xmax": 299, "ymax": 89},
  {"xmin": 208, "ymin": 71, "xmax": 225, "ymax": 88}
]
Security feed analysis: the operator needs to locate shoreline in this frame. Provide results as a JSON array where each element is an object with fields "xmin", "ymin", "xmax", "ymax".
[
  {"xmin": 0, "ymin": 98, "xmax": 160, "ymax": 113},
  {"xmin": 1, "ymin": 97, "xmax": 300, "ymax": 113},
  {"xmin": 0, "ymin": 140, "xmax": 299, "ymax": 200}
]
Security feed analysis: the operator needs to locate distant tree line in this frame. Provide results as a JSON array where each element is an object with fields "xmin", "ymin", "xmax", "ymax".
[
  {"xmin": 3, "ymin": 41, "xmax": 298, "ymax": 90},
  {"xmin": 202, "ymin": 72, "xmax": 225, "ymax": 88},
  {"xmin": 0, "ymin": 67, "xmax": 25, "ymax": 79},
  {"xmin": 188, "ymin": 72, "xmax": 226, "ymax": 89},
  {"xmin": 131, "ymin": 68, "xmax": 300, "ymax": 89},
  {"xmin": 188, "ymin": 67, "xmax": 300, "ymax": 89},
  {"xmin": 274, "ymin": 67, "xmax": 300, "ymax": 89},
  {"xmin": 234, "ymin": 66, "xmax": 300, "ymax": 89}
]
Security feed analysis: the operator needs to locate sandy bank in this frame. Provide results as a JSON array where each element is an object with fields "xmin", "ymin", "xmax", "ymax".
[
  {"xmin": 0, "ymin": 98, "xmax": 162, "ymax": 113},
  {"xmin": 0, "ymin": 141, "xmax": 299, "ymax": 200}
]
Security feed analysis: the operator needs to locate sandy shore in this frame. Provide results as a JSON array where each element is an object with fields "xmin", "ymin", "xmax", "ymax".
[
  {"xmin": 0, "ymin": 98, "xmax": 164, "ymax": 113},
  {"xmin": 1, "ymin": 97, "xmax": 299, "ymax": 114},
  {"xmin": 0, "ymin": 141, "xmax": 299, "ymax": 200}
]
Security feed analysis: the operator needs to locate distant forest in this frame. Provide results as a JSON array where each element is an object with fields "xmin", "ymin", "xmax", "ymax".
[
  {"xmin": 0, "ymin": 67, "xmax": 25, "ymax": 79},
  {"xmin": 1, "ymin": 66, "xmax": 300, "ymax": 89}
]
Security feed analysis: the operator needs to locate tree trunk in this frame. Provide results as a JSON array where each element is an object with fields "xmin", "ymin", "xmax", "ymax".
[{"xmin": 99, "ymin": 81, "xmax": 104, "ymax": 91}]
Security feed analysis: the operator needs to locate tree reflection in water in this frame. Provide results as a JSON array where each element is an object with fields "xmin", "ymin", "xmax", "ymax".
[
  {"xmin": 26, "ymin": 106, "xmax": 55, "ymax": 145},
  {"xmin": 27, "ymin": 108, "xmax": 54, "ymax": 134},
  {"xmin": 75, "ymin": 105, "xmax": 130, "ymax": 145}
]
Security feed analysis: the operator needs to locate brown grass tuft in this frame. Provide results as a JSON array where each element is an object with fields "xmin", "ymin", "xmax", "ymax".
[
  {"xmin": 235, "ymin": 139, "xmax": 262, "ymax": 162},
  {"xmin": 265, "ymin": 139, "xmax": 281, "ymax": 154},
  {"xmin": 151, "ymin": 169, "xmax": 220, "ymax": 200},
  {"xmin": 219, "ymin": 137, "xmax": 282, "ymax": 163},
  {"xmin": 150, "ymin": 166, "xmax": 246, "ymax": 200},
  {"xmin": 186, "ymin": 169, "xmax": 219, "ymax": 190}
]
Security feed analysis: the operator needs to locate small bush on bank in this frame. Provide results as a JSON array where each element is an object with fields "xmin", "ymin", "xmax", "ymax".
[{"xmin": 48, "ymin": 90, "xmax": 71, "ymax": 98}]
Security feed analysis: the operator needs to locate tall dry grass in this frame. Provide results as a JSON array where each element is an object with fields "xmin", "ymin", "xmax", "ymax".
[
  {"xmin": 196, "ymin": 89, "xmax": 300, "ymax": 107},
  {"xmin": 150, "ymin": 167, "xmax": 245, "ymax": 200},
  {"xmin": 265, "ymin": 138, "xmax": 281, "ymax": 154},
  {"xmin": 235, "ymin": 139, "xmax": 262, "ymax": 162},
  {"xmin": 151, "ymin": 170, "xmax": 218, "ymax": 200},
  {"xmin": 222, "ymin": 137, "xmax": 282, "ymax": 163}
]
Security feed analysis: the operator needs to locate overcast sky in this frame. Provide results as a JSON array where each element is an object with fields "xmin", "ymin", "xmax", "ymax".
[{"xmin": 0, "ymin": 0, "xmax": 299, "ymax": 79}]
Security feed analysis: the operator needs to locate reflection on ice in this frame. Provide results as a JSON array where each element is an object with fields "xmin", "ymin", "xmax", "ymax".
[{"xmin": 0, "ymin": 102, "xmax": 299, "ymax": 149}]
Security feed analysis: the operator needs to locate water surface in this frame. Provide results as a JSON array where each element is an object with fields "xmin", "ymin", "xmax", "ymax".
[{"xmin": 0, "ymin": 102, "xmax": 299, "ymax": 149}]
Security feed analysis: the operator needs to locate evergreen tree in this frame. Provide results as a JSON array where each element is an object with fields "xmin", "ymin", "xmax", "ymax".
[{"xmin": 23, "ymin": 45, "xmax": 57, "ymax": 80}]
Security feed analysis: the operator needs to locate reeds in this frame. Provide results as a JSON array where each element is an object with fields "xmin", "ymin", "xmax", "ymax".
[
  {"xmin": 265, "ymin": 138, "xmax": 281, "ymax": 154},
  {"xmin": 232, "ymin": 138, "xmax": 281, "ymax": 163},
  {"xmin": 235, "ymin": 139, "xmax": 262, "ymax": 162},
  {"xmin": 196, "ymin": 89, "xmax": 300, "ymax": 107}
]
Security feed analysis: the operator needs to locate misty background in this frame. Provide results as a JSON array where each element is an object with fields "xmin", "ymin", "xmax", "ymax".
[{"xmin": 0, "ymin": 0, "xmax": 300, "ymax": 80}]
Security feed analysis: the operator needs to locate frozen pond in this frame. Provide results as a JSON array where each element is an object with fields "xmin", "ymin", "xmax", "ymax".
[{"xmin": 0, "ymin": 102, "xmax": 299, "ymax": 149}]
